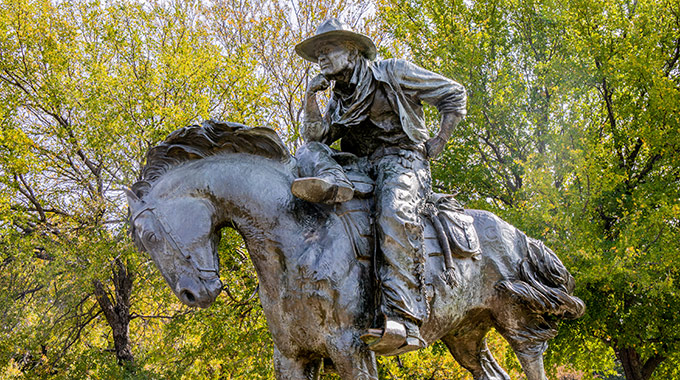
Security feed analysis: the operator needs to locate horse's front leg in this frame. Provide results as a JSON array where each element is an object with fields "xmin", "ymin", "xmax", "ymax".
[
  {"xmin": 326, "ymin": 330, "xmax": 378, "ymax": 380},
  {"xmin": 273, "ymin": 346, "xmax": 321, "ymax": 380}
]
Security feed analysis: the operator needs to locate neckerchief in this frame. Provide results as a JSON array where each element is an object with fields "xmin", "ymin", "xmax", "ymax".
[{"xmin": 329, "ymin": 58, "xmax": 377, "ymax": 130}]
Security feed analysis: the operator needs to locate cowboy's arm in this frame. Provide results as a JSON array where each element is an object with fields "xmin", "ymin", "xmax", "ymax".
[
  {"xmin": 302, "ymin": 75, "xmax": 332, "ymax": 142},
  {"xmin": 426, "ymin": 112, "xmax": 463, "ymax": 158},
  {"xmin": 394, "ymin": 60, "xmax": 467, "ymax": 158}
]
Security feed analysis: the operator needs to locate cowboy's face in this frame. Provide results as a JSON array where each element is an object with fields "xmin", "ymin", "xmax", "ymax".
[{"xmin": 317, "ymin": 43, "xmax": 354, "ymax": 76}]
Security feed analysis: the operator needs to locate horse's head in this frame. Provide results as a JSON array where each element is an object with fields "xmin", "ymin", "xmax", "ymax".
[{"xmin": 127, "ymin": 190, "xmax": 222, "ymax": 308}]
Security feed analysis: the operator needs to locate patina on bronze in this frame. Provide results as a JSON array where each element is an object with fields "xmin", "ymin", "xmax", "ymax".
[
  {"xmin": 127, "ymin": 120, "xmax": 584, "ymax": 380},
  {"xmin": 292, "ymin": 18, "xmax": 467, "ymax": 354}
]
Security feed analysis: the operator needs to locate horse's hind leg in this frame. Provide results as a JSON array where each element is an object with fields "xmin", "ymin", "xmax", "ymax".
[
  {"xmin": 500, "ymin": 332, "xmax": 549, "ymax": 380},
  {"xmin": 513, "ymin": 347, "xmax": 548, "ymax": 380},
  {"xmin": 441, "ymin": 327, "xmax": 510, "ymax": 380},
  {"xmin": 494, "ymin": 306, "xmax": 552, "ymax": 380}
]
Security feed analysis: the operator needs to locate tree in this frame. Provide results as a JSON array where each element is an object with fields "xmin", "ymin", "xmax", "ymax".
[
  {"xmin": 0, "ymin": 0, "xmax": 269, "ymax": 377},
  {"xmin": 0, "ymin": 0, "xmax": 399, "ymax": 378},
  {"xmin": 377, "ymin": 0, "xmax": 680, "ymax": 379},
  {"xmin": 204, "ymin": 0, "xmax": 382, "ymax": 150},
  {"xmin": 547, "ymin": 1, "xmax": 680, "ymax": 379}
]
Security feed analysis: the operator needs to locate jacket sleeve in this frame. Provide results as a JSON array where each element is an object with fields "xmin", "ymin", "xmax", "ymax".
[
  {"xmin": 302, "ymin": 96, "xmax": 345, "ymax": 144},
  {"xmin": 390, "ymin": 59, "xmax": 467, "ymax": 117}
]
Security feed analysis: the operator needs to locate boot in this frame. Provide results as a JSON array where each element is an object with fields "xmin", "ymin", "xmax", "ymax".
[
  {"xmin": 291, "ymin": 173, "xmax": 354, "ymax": 204},
  {"xmin": 360, "ymin": 318, "xmax": 425, "ymax": 355},
  {"xmin": 400, "ymin": 319, "xmax": 426, "ymax": 354}
]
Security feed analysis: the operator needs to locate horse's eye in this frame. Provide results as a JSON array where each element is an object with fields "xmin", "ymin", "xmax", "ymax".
[{"xmin": 143, "ymin": 231, "xmax": 158, "ymax": 243}]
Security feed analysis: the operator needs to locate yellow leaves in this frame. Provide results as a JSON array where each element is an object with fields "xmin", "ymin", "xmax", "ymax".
[
  {"xmin": 671, "ymin": 203, "xmax": 680, "ymax": 217},
  {"xmin": 0, "ymin": 125, "xmax": 38, "ymax": 175},
  {"xmin": 0, "ymin": 359, "xmax": 23, "ymax": 379}
]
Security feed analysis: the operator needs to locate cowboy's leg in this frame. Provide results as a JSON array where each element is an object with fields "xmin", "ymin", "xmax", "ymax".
[
  {"xmin": 295, "ymin": 142, "xmax": 343, "ymax": 178},
  {"xmin": 374, "ymin": 153, "xmax": 430, "ymax": 346},
  {"xmin": 293, "ymin": 142, "xmax": 353, "ymax": 204}
]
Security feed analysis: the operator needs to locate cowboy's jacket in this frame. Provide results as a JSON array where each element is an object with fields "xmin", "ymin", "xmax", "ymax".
[{"xmin": 303, "ymin": 58, "xmax": 467, "ymax": 155}]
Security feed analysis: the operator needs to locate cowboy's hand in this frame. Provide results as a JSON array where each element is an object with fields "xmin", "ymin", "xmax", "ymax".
[
  {"xmin": 426, "ymin": 136, "xmax": 447, "ymax": 159},
  {"xmin": 307, "ymin": 74, "xmax": 330, "ymax": 95}
]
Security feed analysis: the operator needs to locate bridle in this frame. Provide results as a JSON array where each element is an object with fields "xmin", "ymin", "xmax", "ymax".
[{"xmin": 131, "ymin": 206, "xmax": 220, "ymax": 282}]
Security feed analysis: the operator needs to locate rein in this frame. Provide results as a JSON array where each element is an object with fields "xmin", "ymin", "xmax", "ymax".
[{"xmin": 132, "ymin": 206, "xmax": 220, "ymax": 282}]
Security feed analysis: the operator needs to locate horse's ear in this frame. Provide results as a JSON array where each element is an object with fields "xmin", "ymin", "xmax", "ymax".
[{"xmin": 124, "ymin": 188, "xmax": 143, "ymax": 210}]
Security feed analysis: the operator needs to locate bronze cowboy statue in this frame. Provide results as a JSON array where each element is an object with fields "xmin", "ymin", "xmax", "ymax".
[
  {"xmin": 292, "ymin": 18, "xmax": 466, "ymax": 354},
  {"xmin": 127, "ymin": 18, "xmax": 584, "ymax": 380}
]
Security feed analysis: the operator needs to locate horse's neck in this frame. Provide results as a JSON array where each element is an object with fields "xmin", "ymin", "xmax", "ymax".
[
  {"xmin": 152, "ymin": 153, "xmax": 294, "ymax": 235},
  {"xmin": 157, "ymin": 153, "xmax": 338, "ymax": 290}
]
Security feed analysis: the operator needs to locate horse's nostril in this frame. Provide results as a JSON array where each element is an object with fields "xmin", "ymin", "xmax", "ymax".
[{"xmin": 180, "ymin": 289, "xmax": 196, "ymax": 303}]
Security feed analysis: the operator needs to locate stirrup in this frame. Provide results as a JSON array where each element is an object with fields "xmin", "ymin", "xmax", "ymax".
[
  {"xmin": 360, "ymin": 319, "xmax": 406, "ymax": 354},
  {"xmin": 390, "ymin": 335, "xmax": 426, "ymax": 356}
]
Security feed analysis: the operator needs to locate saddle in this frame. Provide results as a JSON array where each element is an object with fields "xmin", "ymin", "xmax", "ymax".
[
  {"xmin": 318, "ymin": 152, "xmax": 481, "ymax": 356},
  {"xmin": 332, "ymin": 152, "xmax": 481, "ymax": 280}
]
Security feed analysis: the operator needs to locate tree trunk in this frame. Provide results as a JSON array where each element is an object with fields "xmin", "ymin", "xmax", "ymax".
[
  {"xmin": 92, "ymin": 258, "xmax": 134, "ymax": 363},
  {"xmin": 615, "ymin": 347, "xmax": 664, "ymax": 380}
]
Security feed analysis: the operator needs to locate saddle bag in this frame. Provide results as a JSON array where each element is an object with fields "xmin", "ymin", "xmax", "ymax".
[{"xmin": 431, "ymin": 194, "xmax": 481, "ymax": 259}]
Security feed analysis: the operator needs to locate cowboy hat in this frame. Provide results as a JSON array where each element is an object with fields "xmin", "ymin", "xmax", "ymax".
[{"xmin": 295, "ymin": 18, "xmax": 377, "ymax": 62}]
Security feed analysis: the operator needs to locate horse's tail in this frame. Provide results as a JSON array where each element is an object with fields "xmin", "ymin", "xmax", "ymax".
[{"xmin": 496, "ymin": 235, "xmax": 585, "ymax": 320}]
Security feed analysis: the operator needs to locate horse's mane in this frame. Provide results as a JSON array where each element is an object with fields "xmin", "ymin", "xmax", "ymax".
[{"xmin": 131, "ymin": 120, "xmax": 291, "ymax": 198}]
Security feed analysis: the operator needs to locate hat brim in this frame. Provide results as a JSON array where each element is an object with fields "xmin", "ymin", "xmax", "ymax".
[{"xmin": 295, "ymin": 30, "xmax": 377, "ymax": 63}]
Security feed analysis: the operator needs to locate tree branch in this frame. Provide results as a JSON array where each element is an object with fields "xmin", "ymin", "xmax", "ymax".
[
  {"xmin": 13, "ymin": 285, "xmax": 45, "ymax": 301},
  {"xmin": 642, "ymin": 354, "xmax": 665, "ymax": 380},
  {"xmin": 15, "ymin": 174, "xmax": 46, "ymax": 222}
]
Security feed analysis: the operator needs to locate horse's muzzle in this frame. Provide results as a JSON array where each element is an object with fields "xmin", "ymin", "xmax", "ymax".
[{"xmin": 176, "ymin": 276, "xmax": 222, "ymax": 308}]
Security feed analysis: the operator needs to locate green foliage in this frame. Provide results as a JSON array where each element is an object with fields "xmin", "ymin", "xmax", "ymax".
[
  {"xmin": 2, "ymin": 0, "xmax": 678, "ymax": 378},
  {"xmin": 378, "ymin": 0, "xmax": 680, "ymax": 379},
  {"xmin": 0, "ymin": 0, "xmax": 381, "ymax": 378},
  {"xmin": 374, "ymin": 331, "xmax": 524, "ymax": 380},
  {"xmin": 0, "ymin": 0, "xmax": 270, "ymax": 378}
]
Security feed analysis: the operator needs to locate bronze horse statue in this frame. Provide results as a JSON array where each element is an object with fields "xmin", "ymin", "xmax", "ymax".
[{"xmin": 127, "ymin": 121, "xmax": 584, "ymax": 380}]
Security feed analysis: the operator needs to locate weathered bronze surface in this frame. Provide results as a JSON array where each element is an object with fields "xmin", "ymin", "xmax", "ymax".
[
  {"xmin": 294, "ymin": 18, "xmax": 469, "ymax": 355},
  {"xmin": 127, "ymin": 120, "xmax": 584, "ymax": 380}
]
